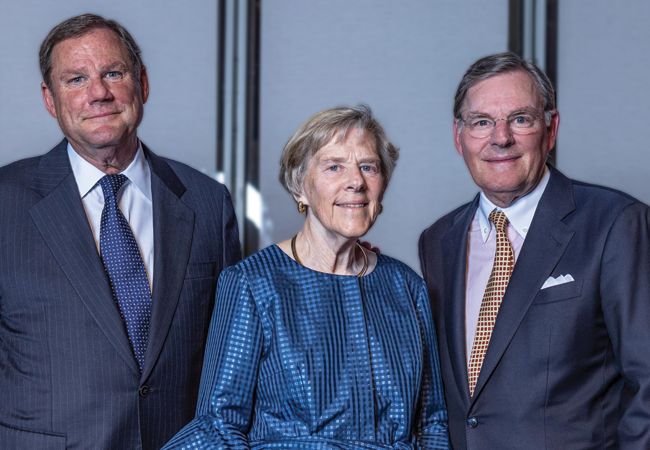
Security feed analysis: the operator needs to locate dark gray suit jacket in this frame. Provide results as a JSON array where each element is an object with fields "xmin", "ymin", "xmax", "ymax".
[
  {"xmin": 419, "ymin": 165, "xmax": 650, "ymax": 449},
  {"xmin": 0, "ymin": 139, "xmax": 242, "ymax": 449}
]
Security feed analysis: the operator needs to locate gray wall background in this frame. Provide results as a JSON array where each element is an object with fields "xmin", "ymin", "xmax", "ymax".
[
  {"xmin": 1, "ymin": 1, "xmax": 648, "ymax": 273},
  {"xmin": 557, "ymin": 0, "xmax": 650, "ymax": 203},
  {"xmin": 259, "ymin": 1, "xmax": 508, "ymax": 272}
]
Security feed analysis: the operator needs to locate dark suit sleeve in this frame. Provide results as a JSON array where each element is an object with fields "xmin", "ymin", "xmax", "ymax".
[
  {"xmin": 162, "ymin": 266, "xmax": 262, "ymax": 449},
  {"xmin": 414, "ymin": 280, "xmax": 451, "ymax": 449},
  {"xmin": 418, "ymin": 231, "xmax": 428, "ymax": 277},
  {"xmin": 222, "ymin": 187, "xmax": 242, "ymax": 267},
  {"xmin": 600, "ymin": 201, "xmax": 650, "ymax": 447}
]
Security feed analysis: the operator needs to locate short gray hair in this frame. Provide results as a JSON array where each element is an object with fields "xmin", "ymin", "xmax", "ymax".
[
  {"xmin": 279, "ymin": 105, "xmax": 399, "ymax": 197},
  {"xmin": 454, "ymin": 52, "xmax": 556, "ymax": 126},
  {"xmin": 40, "ymin": 14, "xmax": 143, "ymax": 92}
]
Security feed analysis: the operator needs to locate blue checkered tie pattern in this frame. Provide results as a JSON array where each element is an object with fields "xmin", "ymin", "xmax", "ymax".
[{"xmin": 99, "ymin": 174, "xmax": 152, "ymax": 371}]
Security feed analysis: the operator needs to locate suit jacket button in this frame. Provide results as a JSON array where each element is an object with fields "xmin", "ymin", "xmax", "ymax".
[
  {"xmin": 467, "ymin": 417, "xmax": 478, "ymax": 428},
  {"xmin": 139, "ymin": 385, "xmax": 150, "ymax": 398}
]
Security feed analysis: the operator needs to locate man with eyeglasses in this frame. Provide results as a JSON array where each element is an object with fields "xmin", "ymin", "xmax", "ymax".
[{"xmin": 419, "ymin": 52, "xmax": 650, "ymax": 449}]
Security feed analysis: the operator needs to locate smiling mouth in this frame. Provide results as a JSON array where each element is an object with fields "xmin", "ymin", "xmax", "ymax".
[
  {"xmin": 86, "ymin": 112, "xmax": 119, "ymax": 120},
  {"xmin": 336, "ymin": 203, "xmax": 368, "ymax": 208},
  {"xmin": 486, "ymin": 155, "xmax": 520, "ymax": 163}
]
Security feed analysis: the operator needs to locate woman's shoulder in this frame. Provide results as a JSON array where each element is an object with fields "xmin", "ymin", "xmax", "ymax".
[
  {"xmin": 220, "ymin": 245, "xmax": 298, "ymax": 288},
  {"xmin": 375, "ymin": 253, "xmax": 426, "ymax": 290},
  {"xmin": 370, "ymin": 254, "xmax": 430, "ymax": 315},
  {"xmin": 223, "ymin": 245, "xmax": 281, "ymax": 275},
  {"xmin": 375, "ymin": 253, "xmax": 421, "ymax": 278}
]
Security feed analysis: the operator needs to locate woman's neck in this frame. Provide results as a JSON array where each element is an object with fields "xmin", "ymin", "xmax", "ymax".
[
  {"xmin": 296, "ymin": 230, "xmax": 360, "ymax": 276},
  {"xmin": 279, "ymin": 219, "xmax": 374, "ymax": 276}
]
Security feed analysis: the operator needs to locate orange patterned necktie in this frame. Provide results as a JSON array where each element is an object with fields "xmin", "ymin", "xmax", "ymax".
[{"xmin": 467, "ymin": 210, "xmax": 514, "ymax": 398}]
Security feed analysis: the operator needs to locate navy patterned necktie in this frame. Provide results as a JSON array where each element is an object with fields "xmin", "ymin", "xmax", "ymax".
[{"xmin": 99, "ymin": 174, "xmax": 152, "ymax": 371}]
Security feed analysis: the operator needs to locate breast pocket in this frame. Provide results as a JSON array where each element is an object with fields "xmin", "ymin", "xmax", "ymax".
[
  {"xmin": 185, "ymin": 261, "xmax": 216, "ymax": 279},
  {"xmin": 533, "ymin": 279, "xmax": 583, "ymax": 305}
]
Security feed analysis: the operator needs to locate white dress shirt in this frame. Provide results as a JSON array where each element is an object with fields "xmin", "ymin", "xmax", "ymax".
[
  {"xmin": 465, "ymin": 166, "xmax": 550, "ymax": 363},
  {"xmin": 67, "ymin": 142, "xmax": 155, "ymax": 289}
]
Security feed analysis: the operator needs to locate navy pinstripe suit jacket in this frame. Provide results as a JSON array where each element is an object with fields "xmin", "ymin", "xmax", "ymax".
[{"xmin": 0, "ymin": 139, "xmax": 242, "ymax": 450}]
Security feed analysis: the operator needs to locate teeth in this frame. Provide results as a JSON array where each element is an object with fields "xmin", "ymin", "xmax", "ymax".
[{"xmin": 338, "ymin": 204, "xmax": 365, "ymax": 208}]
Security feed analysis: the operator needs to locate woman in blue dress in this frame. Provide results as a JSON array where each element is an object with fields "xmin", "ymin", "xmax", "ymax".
[{"xmin": 163, "ymin": 105, "xmax": 450, "ymax": 450}]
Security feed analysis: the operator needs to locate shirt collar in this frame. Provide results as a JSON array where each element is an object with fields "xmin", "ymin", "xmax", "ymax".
[
  {"xmin": 67, "ymin": 141, "xmax": 152, "ymax": 201},
  {"xmin": 477, "ymin": 165, "xmax": 550, "ymax": 242}
]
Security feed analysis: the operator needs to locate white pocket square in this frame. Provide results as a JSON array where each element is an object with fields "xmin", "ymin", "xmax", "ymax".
[{"xmin": 541, "ymin": 274, "xmax": 574, "ymax": 290}]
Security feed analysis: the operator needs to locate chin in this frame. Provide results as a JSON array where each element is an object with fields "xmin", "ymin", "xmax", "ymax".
[
  {"xmin": 85, "ymin": 131, "xmax": 131, "ymax": 148},
  {"xmin": 337, "ymin": 224, "xmax": 372, "ymax": 240}
]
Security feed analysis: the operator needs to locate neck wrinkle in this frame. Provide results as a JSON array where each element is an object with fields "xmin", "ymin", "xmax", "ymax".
[
  {"xmin": 69, "ymin": 135, "xmax": 139, "ymax": 175},
  {"xmin": 297, "ymin": 221, "xmax": 361, "ymax": 276}
]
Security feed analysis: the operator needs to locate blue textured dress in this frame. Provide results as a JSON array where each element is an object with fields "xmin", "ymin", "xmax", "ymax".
[{"xmin": 163, "ymin": 245, "xmax": 450, "ymax": 450}]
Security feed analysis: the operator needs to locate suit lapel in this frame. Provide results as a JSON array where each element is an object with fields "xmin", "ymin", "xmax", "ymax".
[
  {"xmin": 29, "ymin": 140, "xmax": 140, "ymax": 376},
  {"xmin": 141, "ymin": 147, "xmax": 195, "ymax": 381},
  {"xmin": 441, "ymin": 194, "xmax": 479, "ymax": 410},
  {"xmin": 471, "ymin": 166, "xmax": 576, "ymax": 403}
]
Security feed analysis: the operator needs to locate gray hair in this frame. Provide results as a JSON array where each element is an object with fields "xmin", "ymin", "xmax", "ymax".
[
  {"xmin": 454, "ymin": 52, "xmax": 556, "ymax": 127},
  {"xmin": 40, "ymin": 14, "xmax": 143, "ymax": 92},
  {"xmin": 279, "ymin": 105, "xmax": 399, "ymax": 197}
]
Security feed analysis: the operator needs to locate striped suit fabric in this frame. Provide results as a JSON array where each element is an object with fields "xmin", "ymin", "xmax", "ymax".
[{"xmin": 0, "ymin": 139, "xmax": 241, "ymax": 449}]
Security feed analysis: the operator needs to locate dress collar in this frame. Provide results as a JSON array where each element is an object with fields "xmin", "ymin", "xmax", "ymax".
[
  {"xmin": 67, "ymin": 141, "xmax": 152, "ymax": 201},
  {"xmin": 477, "ymin": 165, "xmax": 550, "ymax": 242}
]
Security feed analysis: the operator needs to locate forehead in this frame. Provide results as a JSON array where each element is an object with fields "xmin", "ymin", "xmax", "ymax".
[
  {"xmin": 463, "ymin": 71, "xmax": 542, "ymax": 114},
  {"xmin": 315, "ymin": 127, "xmax": 378, "ymax": 160},
  {"xmin": 51, "ymin": 28, "xmax": 129, "ymax": 70}
]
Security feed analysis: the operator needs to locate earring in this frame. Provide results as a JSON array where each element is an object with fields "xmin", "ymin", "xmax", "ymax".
[
  {"xmin": 297, "ymin": 201, "xmax": 307, "ymax": 214},
  {"xmin": 378, "ymin": 204, "xmax": 383, "ymax": 215}
]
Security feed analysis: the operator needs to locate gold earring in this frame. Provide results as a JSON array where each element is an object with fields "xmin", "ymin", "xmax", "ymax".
[
  {"xmin": 297, "ymin": 201, "xmax": 307, "ymax": 214},
  {"xmin": 378, "ymin": 204, "xmax": 383, "ymax": 215}
]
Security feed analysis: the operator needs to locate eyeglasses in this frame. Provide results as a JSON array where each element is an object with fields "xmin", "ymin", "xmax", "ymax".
[{"xmin": 459, "ymin": 111, "xmax": 547, "ymax": 138}]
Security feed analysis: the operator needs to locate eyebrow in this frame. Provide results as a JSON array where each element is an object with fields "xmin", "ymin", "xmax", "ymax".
[
  {"xmin": 103, "ymin": 62, "xmax": 129, "ymax": 72},
  {"xmin": 318, "ymin": 156, "xmax": 380, "ymax": 165},
  {"xmin": 357, "ymin": 157, "xmax": 381, "ymax": 164},
  {"xmin": 465, "ymin": 107, "xmax": 539, "ymax": 118},
  {"xmin": 58, "ymin": 62, "xmax": 129, "ymax": 78},
  {"xmin": 58, "ymin": 69, "xmax": 86, "ymax": 79},
  {"xmin": 318, "ymin": 157, "xmax": 347, "ymax": 164}
]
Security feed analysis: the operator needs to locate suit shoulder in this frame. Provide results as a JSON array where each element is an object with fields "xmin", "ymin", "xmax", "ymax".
[
  {"xmin": 0, "ymin": 156, "xmax": 41, "ymax": 187},
  {"xmin": 162, "ymin": 157, "xmax": 228, "ymax": 194},
  {"xmin": 572, "ymin": 179, "xmax": 641, "ymax": 205},
  {"xmin": 0, "ymin": 155, "xmax": 43, "ymax": 178},
  {"xmin": 570, "ymin": 179, "xmax": 648, "ymax": 218}
]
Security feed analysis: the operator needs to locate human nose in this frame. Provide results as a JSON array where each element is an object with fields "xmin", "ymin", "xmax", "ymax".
[
  {"xmin": 490, "ymin": 118, "xmax": 515, "ymax": 147},
  {"xmin": 346, "ymin": 166, "xmax": 367, "ymax": 191},
  {"xmin": 87, "ymin": 77, "xmax": 113, "ymax": 102}
]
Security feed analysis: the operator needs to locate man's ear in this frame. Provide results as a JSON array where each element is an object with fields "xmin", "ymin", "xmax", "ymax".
[
  {"xmin": 140, "ymin": 66, "xmax": 149, "ymax": 104},
  {"xmin": 453, "ymin": 119, "xmax": 463, "ymax": 156},
  {"xmin": 546, "ymin": 110, "xmax": 560, "ymax": 152},
  {"xmin": 41, "ymin": 82, "xmax": 58, "ymax": 118}
]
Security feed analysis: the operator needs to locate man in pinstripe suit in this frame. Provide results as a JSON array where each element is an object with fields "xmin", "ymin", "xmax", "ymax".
[{"xmin": 0, "ymin": 14, "xmax": 241, "ymax": 450}]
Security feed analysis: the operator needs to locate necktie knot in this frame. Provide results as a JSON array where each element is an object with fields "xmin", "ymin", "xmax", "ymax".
[
  {"xmin": 489, "ymin": 210, "xmax": 509, "ymax": 234},
  {"xmin": 99, "ymin": 174, "xmax": 128, "ymax": 199}
]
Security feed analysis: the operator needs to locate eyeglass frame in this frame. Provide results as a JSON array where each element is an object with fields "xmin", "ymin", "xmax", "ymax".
[{"xmin": 456, "ymin": 109, "xmax": 555, "ymax": 138}]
